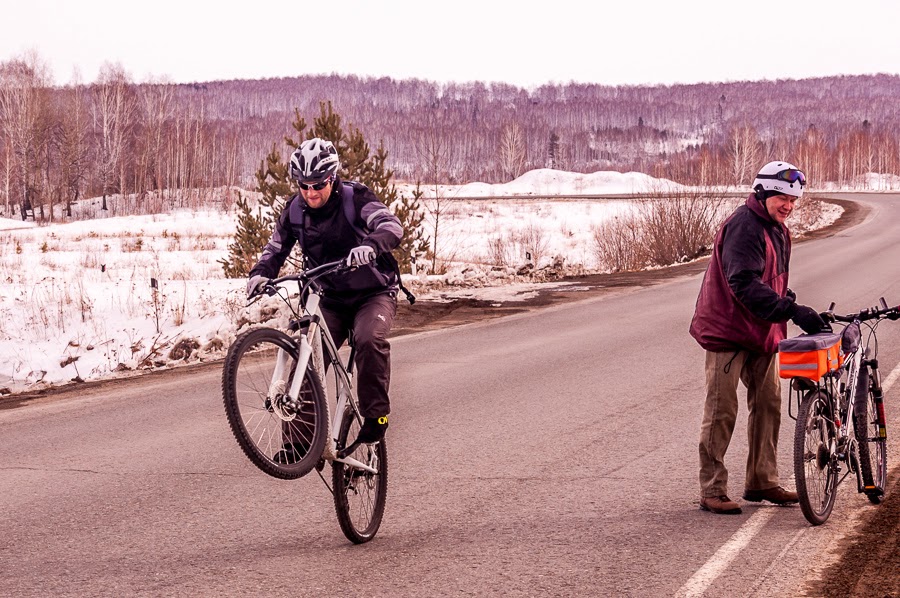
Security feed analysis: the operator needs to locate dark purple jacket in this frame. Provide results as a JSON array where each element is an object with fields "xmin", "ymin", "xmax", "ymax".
[
  {"xmin": 249, "ymin": 178, "xmax": 403, "ymax": 303},
  {"xmin": 689, "ymin": 194, "xmax": 798, "ymax": 354}
]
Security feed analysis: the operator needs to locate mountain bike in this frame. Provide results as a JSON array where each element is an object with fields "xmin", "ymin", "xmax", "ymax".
[
  {"xmin": 783, "ymin": 298, "xmax": 899, "ymax": 525},
  {"xmin": 221, "ymin": 259, "xmax": 387, "ymax": 543}
]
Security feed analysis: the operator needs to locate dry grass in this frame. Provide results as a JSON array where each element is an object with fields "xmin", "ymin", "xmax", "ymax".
[
  {"xmin": 487, "ymin": 223, "xmax": 551, "ymax": 267},
  {"xmin": 592, "ymin": 211, "xmax": 649, "ymax": 272},
  {"xmin": 592, "ymin": 189, "xmax": 829, "ymax": 272}
]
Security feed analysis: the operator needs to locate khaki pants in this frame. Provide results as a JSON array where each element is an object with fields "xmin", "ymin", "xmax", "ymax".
[{"xmin": 699, "ymin": 350, "xmax": 782, "ymax": 498}]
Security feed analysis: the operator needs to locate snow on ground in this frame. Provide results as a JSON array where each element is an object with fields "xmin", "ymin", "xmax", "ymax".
[
  {"xmin": 415, "ymin": 196, "xmax": 639, "ymax": 271},
  {"xmin": 0, "ymin": 168, "xmax": 863, "ymax": 394},
  {"xmin": 820, "ymin": 173, "xmax": 900, "ymax": 191},
  {"xmin": 0, "ymin": 210, "xmax": 241, "ymax": 392},
  {"xmin": 0, "ymin": 217, "xmax": 36, "ymax": 231},
  {"xmin": 398, "ymin": 168, "xmax": 684, "ymax": 198}
]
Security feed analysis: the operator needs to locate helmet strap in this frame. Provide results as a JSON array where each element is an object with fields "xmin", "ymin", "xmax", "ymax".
[{"xmin": 753, "ymin": 185, "xmax": 767, "ymax": 202}]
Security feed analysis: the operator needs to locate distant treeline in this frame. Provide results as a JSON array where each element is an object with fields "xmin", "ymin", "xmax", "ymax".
[{"xmin": 3, "ymin": 50, "xmax": 900, "ymax": 221}]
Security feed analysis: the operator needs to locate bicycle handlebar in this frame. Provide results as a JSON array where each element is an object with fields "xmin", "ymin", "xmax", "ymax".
[
  {"xmin": 246, "ymin": 258, "xmax": 353, "ymax": 301},
  {"xmin": 824, "ymin": 297, "xmax": 900, "ymax": 324},
  {"xmin": 269, "ymin": 259, "xmax": 349, "ymax": 287}
]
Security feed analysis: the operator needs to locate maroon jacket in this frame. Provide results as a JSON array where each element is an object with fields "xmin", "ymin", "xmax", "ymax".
[{"xmin": 690, "ymin": 194, "xmax": 797, "ymax": 354}]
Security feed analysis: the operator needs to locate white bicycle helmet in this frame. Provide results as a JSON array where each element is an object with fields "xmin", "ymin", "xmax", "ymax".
[
  {"xmin": 753, "ymin": 160, "xmax": 806, "ymax": 199},
  {"xmin": 289, "ymin": 138, "xmax": 340, "ymax": 183}
]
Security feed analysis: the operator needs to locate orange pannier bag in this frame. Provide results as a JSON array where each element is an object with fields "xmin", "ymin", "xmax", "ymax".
[{"xmin": 778, "ymin": 332, "xmax": 843, "ymax": 380}]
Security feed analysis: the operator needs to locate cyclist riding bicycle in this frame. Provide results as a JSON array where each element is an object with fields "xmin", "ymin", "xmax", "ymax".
[{"xmin": 247, "ymin": 137, "xmax": 404, "ymax": 462}]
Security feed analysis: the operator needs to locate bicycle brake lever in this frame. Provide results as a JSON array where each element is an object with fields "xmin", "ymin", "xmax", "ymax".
[{"xmin": 822, "ymin": 302, "xmax": 836, "ymax": 323}]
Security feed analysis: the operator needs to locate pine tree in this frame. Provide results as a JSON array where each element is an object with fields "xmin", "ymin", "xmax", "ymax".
[
  {"xmin": 220, "ymin": 102, "xmax": 427, "ymax": 277},
  {"xmin": 548, "ymin": 131, "xmax": 560, "ymax": 169},
  {"xmin": 218, "ymin": 191, "xmax": 273, "ymax": 278},
  {"xmin": 393, "ymin": 183, "xmax": 430, "ymax": 270}
]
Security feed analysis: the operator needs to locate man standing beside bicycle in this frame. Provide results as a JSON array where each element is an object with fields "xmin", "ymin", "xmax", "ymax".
[
  {"xmin": 247, "ymin": 138, "xmax": 404, "ymax": 462},
  {"xmin": 689, "ymin": 160, "xmax": 828, "ymax": 515}
]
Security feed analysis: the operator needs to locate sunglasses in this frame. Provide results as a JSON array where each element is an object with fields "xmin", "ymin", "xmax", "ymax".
[
  {"xmin": 298, "ymin": 176, "xmax": 333, "ymax": 191},
  {"xmin": 759, "ymin": 169, "xmax": 806, "ymax": 186}
]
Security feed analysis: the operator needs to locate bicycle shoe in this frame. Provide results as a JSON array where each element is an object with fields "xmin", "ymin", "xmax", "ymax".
[
  {"xmin": 338, "ymin": 416, "xmax": 388, "ymax": 458},
  {"xmin": 356, "ymin": 416, "xmax": 389, "ymax": 444},
  {"xmin": 273, "ymin": 442, "xmax": 309, "ymax": 465}
]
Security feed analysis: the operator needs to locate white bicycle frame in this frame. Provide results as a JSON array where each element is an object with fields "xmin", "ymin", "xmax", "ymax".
[
  {"xmin": 272, "ymin": 288, "xmax": 377, "ymax": 474},
  {"xmin": 814, "ymin": 323, "xmax": 868, "ymax": 486},
  {"xmin": 836, "ymin": 339, "xmax": 863, "ymax": 459}
]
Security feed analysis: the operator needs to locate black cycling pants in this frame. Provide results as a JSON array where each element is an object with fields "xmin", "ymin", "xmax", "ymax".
[{"xmin": 320, "ymin": 292, "xmax": 397, "ymax": 418}]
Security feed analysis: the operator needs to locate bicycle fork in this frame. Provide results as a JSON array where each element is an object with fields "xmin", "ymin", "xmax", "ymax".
[{"xmin": 869, "ymin": 361, "xmax": 888, "ymax": 441}]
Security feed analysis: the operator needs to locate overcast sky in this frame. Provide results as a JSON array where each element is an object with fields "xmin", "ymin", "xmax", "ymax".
[{"xmin": 4, "ymin": 0, "xmax": 900, "ymax": 88}]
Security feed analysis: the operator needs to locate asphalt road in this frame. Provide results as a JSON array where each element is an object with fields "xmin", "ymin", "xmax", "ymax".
[{"xmin": 2, "ymin": 193, "xmax": 899, "ymax": 597}]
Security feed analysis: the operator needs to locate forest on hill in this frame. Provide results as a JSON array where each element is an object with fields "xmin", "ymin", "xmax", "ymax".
[{"xmin": 2, "ymin": 50, "xmax": 899, "ymax": 221}]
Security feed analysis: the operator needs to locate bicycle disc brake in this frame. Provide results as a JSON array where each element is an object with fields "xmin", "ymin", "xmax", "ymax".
[{"xmin": 265, "ymin": 380, "xmax": 301, "ymax": 422}]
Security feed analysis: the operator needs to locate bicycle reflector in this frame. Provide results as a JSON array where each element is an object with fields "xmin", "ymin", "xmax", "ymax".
[{"xmin": 778, "ymin": 332, "xmax": 842, "ymax": 380}]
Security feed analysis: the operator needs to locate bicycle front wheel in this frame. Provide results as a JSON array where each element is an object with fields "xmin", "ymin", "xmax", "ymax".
[
  {"xmin": 332, "ymin": 408, "xmax": 388, "ymax": 543},
  {"xmin": 222, "ymin": 328, "xmax": 329, "ymax": 479},
  {"xmin": 794, "ymin": 390, "xmax": 839, "ymax": 525},
  {"xmin": 853, "ymin": 366, "xmax": 888, "ymax": 503}
]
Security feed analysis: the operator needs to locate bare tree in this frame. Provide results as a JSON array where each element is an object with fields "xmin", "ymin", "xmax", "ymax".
[
  {"xmin": 726, "ymin": 124, "xmax": 761, "ymax": 186},
  {"xmin": 59, "ymin": 69, "xmax": 90, "ymax": 217},
  {"xmin": 795, "ymin": 125, "xmax": 828, "ymax": 188},
  {"xmin": 91, "ymin": 62, "xmax": 135, "ymax": 212},
  {"xmin": 6, "ymin": 51, "xmax": 900, "ymax": 220},
  {"xmin": 136, "ymin": 77, "xmax": 174, "ymax": 193},
  {"xmin": 499, "ymin": 122, "xmax": 527, "ymax": 181},
  {"xmin": 0, "ymin": 52, "xmax": 49, "ymax": 218},
  {"xmin": 413, "ymin": 108, "xmax": 459, "ymax": 273}
]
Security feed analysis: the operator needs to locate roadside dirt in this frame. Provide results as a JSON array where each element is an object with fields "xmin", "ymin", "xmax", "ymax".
[
  {"xmin": 391, "ymin": 259, "xmax": 711, "ymax": 337},
  {"xmin": 806, "ymin": 467, "xmax": 900, "ymax": 597},
  {"xmin": 3, "ymin": 196, "xmax": 895, "ymax": 594}
]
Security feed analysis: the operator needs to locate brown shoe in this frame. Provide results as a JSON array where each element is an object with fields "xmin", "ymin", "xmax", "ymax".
[
  {"xmin": 700, "ymin": 495, "xmax": 743, "ymax": 514},
  {"xmin": 742, "ymin": 486, "xmax": 799, "ymax": 505}
]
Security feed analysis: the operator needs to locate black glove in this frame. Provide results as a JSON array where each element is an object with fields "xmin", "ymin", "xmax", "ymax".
[
  {"xmin": 792, "ymin": 305, "xmax": 827, "ymax": 334},
  {"xmin": 786, "ymin": 288, "xmax": 796, "ymax": 302}
]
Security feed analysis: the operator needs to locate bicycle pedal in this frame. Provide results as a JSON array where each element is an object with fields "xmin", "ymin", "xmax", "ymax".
[{"xmin": 336, "ymin": 443, "xmax": 357, "ymax": 460}]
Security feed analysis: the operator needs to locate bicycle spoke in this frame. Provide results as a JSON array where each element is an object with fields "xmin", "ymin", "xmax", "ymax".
[
  {"xmin": 223, "ymin": 328, "xmax": 329, "ymax": 480},
  {"xmin": 795, "ymin": 391, "xmax": 838, "ymax": 525},
  {"xmin": 853, "ymin": 369, "xmax": 888, "ymax": 503},
  {"xmin": 333, "ymin": 410, "xmax": 387, "ymax": 543}
]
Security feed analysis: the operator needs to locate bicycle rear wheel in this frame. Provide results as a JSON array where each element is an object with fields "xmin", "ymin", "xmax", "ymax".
[
  {"xmin": 222, "ymin": 328, "xmax": 328, "ymax": 479},
  {"xmin": 794, "ymin": 390, "xmax": 839, "ymax": 525},
  {"xmin": 853, "ymin": 366, "xmax": 887, "ymax": 503},
  {"xmin": 332, "ymin": 408, "xmax": 388, "ymax": 543}
]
